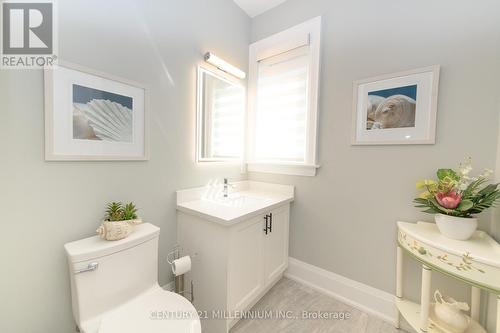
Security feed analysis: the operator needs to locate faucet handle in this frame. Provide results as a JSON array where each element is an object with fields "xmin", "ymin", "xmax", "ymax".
[{"xmin": 225, "ymin": 178, "xmax": 237, "ymax": 188}]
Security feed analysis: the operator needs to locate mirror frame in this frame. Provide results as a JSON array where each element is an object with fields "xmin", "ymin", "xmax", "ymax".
[{"xmin": 196, "ymin": 65, "xmax": 245, "ymax": 163}]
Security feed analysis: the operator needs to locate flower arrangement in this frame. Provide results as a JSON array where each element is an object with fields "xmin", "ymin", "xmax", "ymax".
[{"xmin": 414, "ymin": 158, "xmax": 500, "ymax": 218}]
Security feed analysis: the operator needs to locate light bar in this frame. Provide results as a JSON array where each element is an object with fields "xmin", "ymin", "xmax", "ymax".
[{"xmin": 204, "ymin": 52, "xmax": 246, "ymax": 79}]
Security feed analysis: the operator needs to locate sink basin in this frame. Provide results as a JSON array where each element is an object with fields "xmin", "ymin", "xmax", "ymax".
[{"xmin": 176, "ymin": 181, "xmax": 294, "ymax": 225}]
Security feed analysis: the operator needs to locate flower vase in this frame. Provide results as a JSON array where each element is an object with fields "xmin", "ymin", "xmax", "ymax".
[{"xmin": 434, "ymin": 214, "xmax": 477, "ymax": 241}]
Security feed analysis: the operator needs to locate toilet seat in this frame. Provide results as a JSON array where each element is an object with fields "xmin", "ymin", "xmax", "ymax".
[{"xmin": 97, "ymin": 286, "xmax": 201, "ymax": 333}]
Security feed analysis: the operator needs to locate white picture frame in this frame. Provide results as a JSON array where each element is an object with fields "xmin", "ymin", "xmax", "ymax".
[
  {"xmin": 44, "ymin": 61, "xmax": 149, "ymax": 160},
  {"xmin": 351, "ymin": 65, "xmax": 440, "ymax": 145}
]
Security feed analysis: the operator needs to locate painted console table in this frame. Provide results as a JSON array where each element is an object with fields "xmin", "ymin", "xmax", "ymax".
[{"xmin": 396, "ymin": 221, "xmax": 500, "ymax": 332}]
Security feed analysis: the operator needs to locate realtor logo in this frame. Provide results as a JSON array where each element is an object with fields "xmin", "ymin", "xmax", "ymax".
[{"xmin": 1, "ymin": 1, "xmax": 57, "ymax": 68}]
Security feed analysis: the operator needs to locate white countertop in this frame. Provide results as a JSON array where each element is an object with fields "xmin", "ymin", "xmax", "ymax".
[{"xmin": 176, "ymin": 181, "xmax": 294, "ymax": 225}]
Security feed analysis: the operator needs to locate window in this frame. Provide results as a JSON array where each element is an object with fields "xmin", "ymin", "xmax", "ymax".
[
  {"xmin": 247, "ymin": 17, "xmax": 321, "ymax": 176},
  {"xmin": 255, "ymin": 46, "xmax": 309, "ymax": 161}
]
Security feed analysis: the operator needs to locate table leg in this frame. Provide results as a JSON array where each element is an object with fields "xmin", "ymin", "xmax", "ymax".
[
  {"xmin": 396, "ymin": 246, "xmax": 403, "ymax": 328},
  {"xmin": 470, "ymin": 286, "xmax": 480, "ymax": 322},
  {"xmin": 420, "ymin": 265, "xmax": 432, "ymax": 332}
]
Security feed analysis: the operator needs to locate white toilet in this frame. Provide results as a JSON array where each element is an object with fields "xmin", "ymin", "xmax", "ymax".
[{"xmin": 64, "ymin": 223, "xmax": 201, "ymax": 333}]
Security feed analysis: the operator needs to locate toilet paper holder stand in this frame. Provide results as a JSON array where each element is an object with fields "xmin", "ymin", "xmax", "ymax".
[{"xmin": 167, "ymin": 246, "xmax": 194, "ymax": 303}]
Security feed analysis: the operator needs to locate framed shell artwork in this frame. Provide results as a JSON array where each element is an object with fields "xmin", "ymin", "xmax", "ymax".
[{"xmin": 44, "ymin": 61, "xmax": 149, "ymax": 160}]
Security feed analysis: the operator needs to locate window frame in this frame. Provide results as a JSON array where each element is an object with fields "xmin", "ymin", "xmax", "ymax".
[{"xmin": 246, "ymin": 16, "xmax": 322, "ymax": 176}]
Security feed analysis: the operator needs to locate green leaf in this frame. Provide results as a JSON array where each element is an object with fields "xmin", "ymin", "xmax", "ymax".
[
  {"xmin": 462, "ymin": 178, "xmax": 488, "ymax": 198},
  {"xmin": 122, "ymin": 202, "xmax": 138, "ymax": 220},
  {"xmin": 105, "ymin": 202, "xmax": 124, "ymax": 221},
  {"xmin": 416, "ymin": 179, "xmax": 436, "ymax": 189},
  {"xmin": 477, "ymin": 183, "xmax": 499, "ymax": 196},
  {"xmin": 457, "ymin": 200, "xmax": 473, "ymax": 211},
  {"xmin": 437, "ymin": 169, "xmax": 459, "ymax": 181}
]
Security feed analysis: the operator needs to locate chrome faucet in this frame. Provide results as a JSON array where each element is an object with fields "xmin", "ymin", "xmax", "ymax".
[{"xmin": 223, "ymin": 178, "xmax": 234, "ymax": 198}]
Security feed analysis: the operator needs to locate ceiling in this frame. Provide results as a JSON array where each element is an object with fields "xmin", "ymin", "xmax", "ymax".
[{"xmin": 233, "ymin": 0, "xmax": 289, "ymax": 17}]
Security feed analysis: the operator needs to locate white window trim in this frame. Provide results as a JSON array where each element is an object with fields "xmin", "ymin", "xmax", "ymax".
[
  {"xmin": 246, "ymin": 16, "xmax": 322, "ymax": 176},
  {"xmin": 247, "ymin": 161, "xmax": 320, "ymax": 177}
]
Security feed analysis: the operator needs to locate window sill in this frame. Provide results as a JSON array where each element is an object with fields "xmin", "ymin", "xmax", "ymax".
[
  {"xmin": 197, "ymin": 157, "xmax": 242, "ymax": 163},
  {"xmin": 247, "ymin": 162, "xmax": 319, "ymax": 177}
]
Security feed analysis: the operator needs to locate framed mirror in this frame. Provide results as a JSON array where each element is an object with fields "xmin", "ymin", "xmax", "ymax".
[{"xmin": 196, "ymin": 66, "xmax": 245, "ymax": 162}]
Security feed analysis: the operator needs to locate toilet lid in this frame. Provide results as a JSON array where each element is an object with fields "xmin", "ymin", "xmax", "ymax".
[{"xmin": 98, "ymin": 287, "xmax": 201, "ymax": 333}]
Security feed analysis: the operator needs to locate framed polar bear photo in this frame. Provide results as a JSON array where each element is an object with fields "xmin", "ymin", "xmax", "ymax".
[{"xmin": 351, "ymin": 66, "xmax": 440, "ymax": 145}]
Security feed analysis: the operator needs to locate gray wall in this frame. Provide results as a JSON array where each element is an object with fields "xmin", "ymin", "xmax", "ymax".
[
  {"xmin": 2, "ymin": 0, "xmax": 500, "ymax": 332},
  {"xmin": 249, "ymin": 0, "xmax": 500, "ymax": 318},
  {"xmin": 0, "ymin": 0, "xmax": 249, "ymax": 332}
]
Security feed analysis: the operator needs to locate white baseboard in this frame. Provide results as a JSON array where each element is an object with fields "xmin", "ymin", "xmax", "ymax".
[{"xmin": 285, "ymin": 257, "xmax": 396, "ymax": 325}]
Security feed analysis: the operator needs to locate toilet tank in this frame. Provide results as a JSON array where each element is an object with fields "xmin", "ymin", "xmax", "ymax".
[{"xmin": 64, "ymin": 223, "xmax": 160, "ymax": 328}]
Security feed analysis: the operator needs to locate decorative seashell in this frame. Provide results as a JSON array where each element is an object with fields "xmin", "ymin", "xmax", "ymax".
[
  {"xmin": 372, "ymin": 95, "xmax": 416, "ymax": 129},
  {"xmin": 74, "ymin": 99, "xmax": 133, "ymax": 142},
  {"xmin": 73, "ymin": 107, "xmax": 99, "ymax": 140},
  {"xmin": 128, "ymin": 218, "xmax": 143, "ymax": 225},
  {"xmin": 96, "ymin": 220, "xmax": 134, "ymax": 241}
]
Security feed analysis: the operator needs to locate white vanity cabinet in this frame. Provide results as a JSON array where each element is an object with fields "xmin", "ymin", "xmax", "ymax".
[
  {"xmin": 263, "ymin": 205, "xmax": 289, "ymax": 285},
  {"xmin": 227, "ymin": 214, "xmax": 265, "ymax": 314},
  {"xmin": 176, "ymin": 181, "xmax": 294, "ymax": 333},
  {"xmin": 228, "ymin": 205, "xmax": 289, "ymax": 314}
]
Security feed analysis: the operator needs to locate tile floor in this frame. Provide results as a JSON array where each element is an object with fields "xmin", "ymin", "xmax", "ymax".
[{"xmin": 230, "ymin": 278, "xmax": 406, "ymax": 333}]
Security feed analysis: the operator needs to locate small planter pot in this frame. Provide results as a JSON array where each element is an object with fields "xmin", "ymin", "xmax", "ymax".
[
  {"xmin": 434, "ymin": 214, "xmax": 477, "ymax": 241},
  {"xmin": 96, "ymin": 219, "xmax": 142, "ymax": 241}
]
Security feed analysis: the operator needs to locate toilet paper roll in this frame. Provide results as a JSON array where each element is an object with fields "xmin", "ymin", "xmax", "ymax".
[{"xmin": 171, "ymin": 256, "xmax": 191, "ymax": 276}]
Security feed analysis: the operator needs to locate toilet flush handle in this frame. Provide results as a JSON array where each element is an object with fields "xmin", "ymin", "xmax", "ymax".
[{"xmin": 74, "ymin": 262, "xmax": 99, "ymax": 274}]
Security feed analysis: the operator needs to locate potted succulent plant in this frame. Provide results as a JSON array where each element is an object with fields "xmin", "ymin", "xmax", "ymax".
[
  {"xmin": 414, "ymin": 158, "xmax": 500, "ymax": 240},
  {"xmin": 96, "ymin": 202, "xmax": 142, "ymax": 241}
]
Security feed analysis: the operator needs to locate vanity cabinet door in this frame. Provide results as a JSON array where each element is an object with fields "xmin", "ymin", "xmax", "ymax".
[
  {"xmin": 227, "ymin": 215, "xmax": 265, "ymax": 313},
  {"xmin": 263, "ymin": 204, "xmax": 289, "ymax": 285}
]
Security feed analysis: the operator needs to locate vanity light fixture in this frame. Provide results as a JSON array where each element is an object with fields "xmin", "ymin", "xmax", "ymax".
[{"xmin": 204, "ymin": 52, "xmax": 246, "ymax": 79}]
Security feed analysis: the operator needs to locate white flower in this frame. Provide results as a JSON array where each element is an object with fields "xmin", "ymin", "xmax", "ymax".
[
  {"xmin": 458, "ymin": 158, "xmax": 473, "ymax": 177},
  {"xmin": 479, "ymin": 168, "xmax": 493, "ymax": 179}
]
